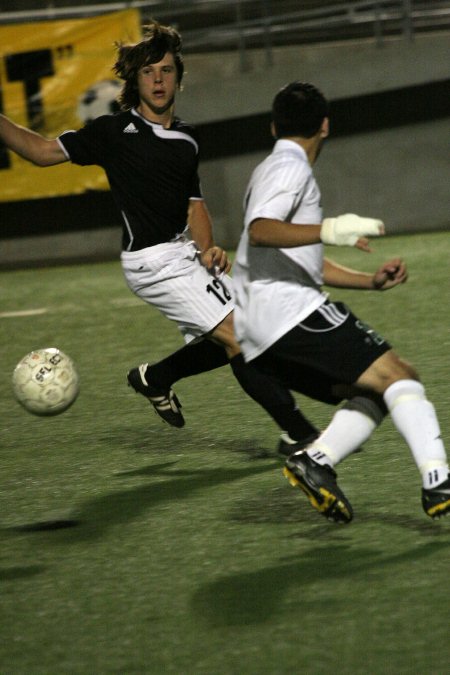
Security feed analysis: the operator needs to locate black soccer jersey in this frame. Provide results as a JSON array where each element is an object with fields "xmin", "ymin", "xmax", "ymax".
[{"xmin": 58, "ymin": 109, "xmax": 203, "ymax": 251}]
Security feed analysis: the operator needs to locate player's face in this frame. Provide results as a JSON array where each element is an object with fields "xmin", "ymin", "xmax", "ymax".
[{"xmin": 137, "ymin": 52, "xmax": 178, "ymax": 121}]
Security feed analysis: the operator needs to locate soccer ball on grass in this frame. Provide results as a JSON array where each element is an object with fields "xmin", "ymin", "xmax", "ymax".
[{"xmin": 12, "ymin": 348, "xmax": 79, "ymax": 416}]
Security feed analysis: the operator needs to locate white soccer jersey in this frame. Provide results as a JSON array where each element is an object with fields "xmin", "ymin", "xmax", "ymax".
[{"xmin": 233, "ymin": 139, "xmax": 328, "ymax": 361}]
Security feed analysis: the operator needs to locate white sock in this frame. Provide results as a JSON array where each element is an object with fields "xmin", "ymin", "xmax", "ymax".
[
  {"xmin": 383, "ymin": 379, "xmax": 448, "ymax": 488},
  {"xmin": 306, "ymin": 408, "xmax": 377, "ymax": 468}
]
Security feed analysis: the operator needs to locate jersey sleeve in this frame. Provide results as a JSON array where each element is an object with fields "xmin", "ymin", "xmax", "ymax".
[
  {"xmin": 57, "ymin": 116, "xmax": 111, "ymax": 167},
  {"xmin": 175, "ymin": 118, "xmax": 203, "ymax": 200},
  {"xmin": 245, "ymin": 159, "xmax": 309, "ymax": 226},
  {"xmin": 189, "ymin": 171, "xmax": 203, "ymax": 200}
]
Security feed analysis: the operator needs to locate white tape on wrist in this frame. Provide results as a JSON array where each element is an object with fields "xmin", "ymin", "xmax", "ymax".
[{"xmin": 320, "ymin": 213, "xmax": 384, "ymax": 246}]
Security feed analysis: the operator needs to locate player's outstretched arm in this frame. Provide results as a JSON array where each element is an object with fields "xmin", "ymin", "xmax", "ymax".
[
  {"xmin": 0, "ymin": 114, "xmax": 67, "ymax": 166},
  {"xmin": 249, "ymin": 213, "xmax": 384, "ymax": 250},
  {"xmin": 323, "ymin": 257, "xmax": 408, "ymax": 290}
]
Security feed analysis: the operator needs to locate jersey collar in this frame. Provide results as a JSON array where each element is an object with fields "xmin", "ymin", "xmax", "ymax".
[
  {"xmin": 130, "ymin": 108, "xmax": 198, "ymax": 153},
  {"xmin": 273, "ymin": 138, "xmax": 308, "ymax": 162},
  {"xmin": 131, "ymin": 107, "xmax": 171, "ymax": 129}
]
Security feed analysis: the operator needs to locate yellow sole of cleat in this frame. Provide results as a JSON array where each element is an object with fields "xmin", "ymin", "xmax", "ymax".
[
  {"xmin": 283, "ymin": 466, "xmax": 300, "ymax": 487},
  {"xmin": 283, "ymin": 467, "xmax": 352, "ymax": 522},
  {"xmin": 283, "ymin": 467, "xmax": 334, "ymax": 514},
  {"xmin": 427, "ymin": 500, "xmax": 450, "ymax": 519}
]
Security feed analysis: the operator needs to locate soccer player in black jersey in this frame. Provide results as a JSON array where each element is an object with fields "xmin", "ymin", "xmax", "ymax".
[
  {"xmin": 0, "ymin": 21, "xmax": 324, "ymax": 451},
  {"xmin": 0, "ymin": 21, "xmax": 393, "ymax": 458}
]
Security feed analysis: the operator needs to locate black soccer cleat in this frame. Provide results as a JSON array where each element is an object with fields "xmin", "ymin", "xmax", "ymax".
[
  {"xmin": 283, "ymin": 451, "xmax": 353, "ymax": 523},
  {"xmin": 127, "ymin": 364, "xmax": 185, "ymax": 428},
  {"xmin": 277, "ymin": 431, "xmax": 320, "ymax": 457},
  {"xmin": 422, "ymin": 475, "xmax": 450, "ymax": 519}
]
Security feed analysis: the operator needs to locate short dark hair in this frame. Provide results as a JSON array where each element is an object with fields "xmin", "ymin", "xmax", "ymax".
[
  {"xmin": 272, "ymin": 82, "xmax": 329, "ymax": 139},
  {"xmin": 114, "ymin": 20, "xmax": 184, "ymax": 110}
]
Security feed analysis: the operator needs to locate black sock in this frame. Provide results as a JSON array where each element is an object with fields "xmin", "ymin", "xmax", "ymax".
[
  {"xmin": 146, "ymin": 340, "xmax": 229, "ymax": 389},
  {"xmin": 229, "ymin": 354, "xmax": 318, "ymax": 442}
]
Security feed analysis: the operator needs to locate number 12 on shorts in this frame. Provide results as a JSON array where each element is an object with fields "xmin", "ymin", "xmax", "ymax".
[{"xmin": 206, "ymin": 278, "xmax": 232, "ymax": 305}]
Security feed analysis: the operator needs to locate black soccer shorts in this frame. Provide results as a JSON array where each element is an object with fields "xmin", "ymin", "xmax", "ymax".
[{"xmin": 253, "ymin": 300, "xmax": 391, "ymax": 402}]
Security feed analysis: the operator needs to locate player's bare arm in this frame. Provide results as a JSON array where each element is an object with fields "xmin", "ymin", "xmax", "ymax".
[
  {"xmin": 0, "ymin": 114, "xmax": 67, "ymax": 166},
  {"xmin": 249, "ymin": 218, "xmax": 322, "ymax": 247},
  {"xmin": 249, "ymin": 213, "xmax": 384, "ymax": 250},
  {"xmin": 323, "ymin": 257, "xmax": 408, "ymax": 290},
  {"xmin": 188, "ymin": 199, "xmax": 231, "ymax": 274}
]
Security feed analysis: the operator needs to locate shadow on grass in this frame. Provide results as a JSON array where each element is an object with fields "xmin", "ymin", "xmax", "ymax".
[
  {"xmin": 0, "ymin": 565, "xmax": 46, "ymax": 581},
  {"xmin": 225, "ymin": 438, "xmax": 275, "ymax": 460},
  {"xmin": 228, "ymin": 486, "xmax": 448, "ymax": 537},
  {"xmin": 191, "ymin": 540, "xmax": 449, "ymax": 627},
  {"xmin": 10, "ymin": 520, "xmax": 80, "ymax": 532},
  {"xmin": 4, "ymin": 461, "xmax": 278, "ymax": 543}
]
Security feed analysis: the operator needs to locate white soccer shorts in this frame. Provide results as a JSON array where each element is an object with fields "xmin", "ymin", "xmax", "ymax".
[{"xmin": 121, "ymin": 238, "xmax": 234, "ymax": 343}]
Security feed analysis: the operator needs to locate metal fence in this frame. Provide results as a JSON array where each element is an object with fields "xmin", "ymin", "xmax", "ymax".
[{"xmin": 1, "ymin": 0, "xmax": 449, "ymax": 68}]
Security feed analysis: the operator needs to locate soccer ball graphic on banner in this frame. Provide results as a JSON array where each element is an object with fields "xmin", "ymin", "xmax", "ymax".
[
  {"xmin": 12, "ymin": 348, "xmax": 80, "ymax": 416},
  {"xmin": 77, "ymin": 79, "xmax": 122, "ymax": 123}
]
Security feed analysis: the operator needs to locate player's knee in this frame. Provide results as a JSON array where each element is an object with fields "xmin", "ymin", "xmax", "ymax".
[
  {"xmin": 357, "ymin": 352, "xmax": 419, "ymax": 394},
  {"xmin": 209, "ymin": 314, "xmax": 241, "ymax": 358},
  {"xmin": 388, "ymin": 354, "xmax": 420, "ymax": 383}
]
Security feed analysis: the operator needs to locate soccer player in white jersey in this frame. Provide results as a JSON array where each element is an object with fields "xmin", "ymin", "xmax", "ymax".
[
  {"xmin": 0, "ymin": 22, "xmax": 381, "ymax": 449},
  {"xmin": 233, "ymin": 81, "xmax": 449, "ymax": 522}
]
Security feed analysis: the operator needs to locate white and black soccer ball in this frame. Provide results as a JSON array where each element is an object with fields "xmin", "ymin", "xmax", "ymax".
[
  {"xmin": 12, "ymin": 348, "xmax": 79, "ymax": 416},
  {"xmin": 77, "ymin": 79, "xmax": 122, "ymax": 123}
]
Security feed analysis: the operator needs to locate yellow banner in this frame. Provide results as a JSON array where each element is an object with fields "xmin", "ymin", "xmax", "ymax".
[{"xmin": 0, "ymin": 10, "xmax": 141, "ymax": 202}]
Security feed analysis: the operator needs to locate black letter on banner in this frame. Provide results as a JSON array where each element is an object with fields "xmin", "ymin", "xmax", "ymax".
[{"xmin": 5, "ymin": 50, "xmax": 54, "ymax": 131}]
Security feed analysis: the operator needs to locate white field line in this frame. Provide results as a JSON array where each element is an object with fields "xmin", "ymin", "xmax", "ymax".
[
  {"xmin": 0, "ymin": 297, "xmax": 139, "ymax": 318},
  {"xmin": 0, "ymin": 308, "xmax": 48, "ymax": 318},
  {"xmin": 109, "ymin": 297, "xmax": 143, "ymax": 307}
]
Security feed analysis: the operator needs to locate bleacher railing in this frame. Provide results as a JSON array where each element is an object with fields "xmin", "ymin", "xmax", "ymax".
[{"xmin": 1, "ymin": 1, "xmax": 449, "ymax": 70}]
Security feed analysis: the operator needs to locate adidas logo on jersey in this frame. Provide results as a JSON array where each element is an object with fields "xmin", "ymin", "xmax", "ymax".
[{"xmin": 123, "ymin": 123, "xmax": 139, "ymax": 134}]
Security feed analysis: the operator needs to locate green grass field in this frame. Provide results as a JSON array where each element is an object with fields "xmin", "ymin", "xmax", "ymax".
[{"xmin": 1, "ymin": 232, "xmax": 449, "ymax": 674}]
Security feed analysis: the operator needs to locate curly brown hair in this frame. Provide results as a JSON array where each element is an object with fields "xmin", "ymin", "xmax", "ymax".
[{"xmin": 114, "ymin": 20, "xmax": 184, "ymax": 110}]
